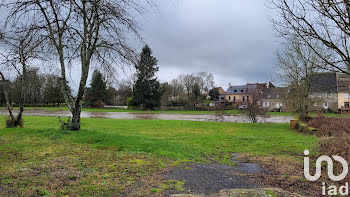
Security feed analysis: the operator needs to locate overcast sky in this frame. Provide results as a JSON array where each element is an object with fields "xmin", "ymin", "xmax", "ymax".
[
  {"xmin": 0, "ymin": 0, "xmax": 280, "ymax": 92},
  {"xmin": 137, "ymin": 0, "xmax": 279, "ymax": 90}
]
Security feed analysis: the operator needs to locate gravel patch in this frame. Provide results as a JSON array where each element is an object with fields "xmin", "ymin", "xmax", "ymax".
[{"xmin": 164, "ymin": 161, "xmax": 264, "ymax": 195}]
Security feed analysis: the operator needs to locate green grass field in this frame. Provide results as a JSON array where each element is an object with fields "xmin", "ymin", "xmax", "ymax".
[{"xmin": 0, "ymin": 116, "xmax": 318, "ymax": 196}]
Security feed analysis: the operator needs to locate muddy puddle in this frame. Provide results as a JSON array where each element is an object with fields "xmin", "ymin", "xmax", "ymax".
[{"xmin": 0, "ymin": 109, "xmax": 293, "ymax": 123}]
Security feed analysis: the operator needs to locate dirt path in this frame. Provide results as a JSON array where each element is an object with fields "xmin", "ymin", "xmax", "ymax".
[{"xmin": 0, "ymin": 109, "xmax": 294, "ymax": 123}]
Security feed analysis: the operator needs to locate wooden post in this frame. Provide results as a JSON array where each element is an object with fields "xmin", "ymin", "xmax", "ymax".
[{"xmin": 290, "ymin": 120, "xmax": 297, "ymax": 130}]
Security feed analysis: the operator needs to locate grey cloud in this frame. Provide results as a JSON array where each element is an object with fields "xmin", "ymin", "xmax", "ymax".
[{"xmin": 138, "ymin": 0, "xmax": 278, "ymax": 88}]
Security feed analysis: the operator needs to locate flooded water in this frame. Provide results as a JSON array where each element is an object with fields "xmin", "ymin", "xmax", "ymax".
[{"xmin": 0, "ymin": 109, "xmax": 293, "ymax": 123}]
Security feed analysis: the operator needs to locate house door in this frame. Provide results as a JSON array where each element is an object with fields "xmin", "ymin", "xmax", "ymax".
[{"xmin": 323, "ymin": 102, "xmax": 328, "ymax": 109}]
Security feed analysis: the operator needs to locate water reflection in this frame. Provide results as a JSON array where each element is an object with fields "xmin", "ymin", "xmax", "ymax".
[{"xmin": 0, "ymin": 109, "xmax": 293, "ymax": 123}]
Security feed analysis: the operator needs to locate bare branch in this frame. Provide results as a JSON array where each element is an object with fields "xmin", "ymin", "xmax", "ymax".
[
  {"xmin": 1, "ymin": 0, "xmax": 154, "ymax": 130},
  {"xmin": 270, "ymin": 0, "xmax": 350, "ymax": 74}
]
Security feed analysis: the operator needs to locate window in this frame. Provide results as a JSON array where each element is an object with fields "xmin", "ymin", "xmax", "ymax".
[
  {"xmin": 267, "ymin": 95, "xmax": 271, "ymax": 98},
  {"xmin": 263, "ymin": 102, "xmax": 269, "ymax": 107},
  {"xmin": 345, "ymin": 93, "xmax": 350, "ymax": 99},
  {"xmin": 318, "ymin": 93, "xmax": 323, "ymax": 98},
  {"xmin": 241, "ymin": 90, "xmax": 244, "ymax": 92},
  {"xmin": 242, "ymin": 96, "xmax": 245, "ymax": 102},
  {"xmin": 327, "ymin": 93, "xmax": 332, "ymax": 98},
  {"xmin": 234, "ymin": 90, "xmax": 237, "ymax": 93},
  {"xmin": 233, "ymin": 96, "xmax": 236, "ymax": 102},
  {"xmin": 276, "ymin": 95, "xmax": 280, "ymax": 98},
  {"xmin": 247, "ymin": 96, "xmax": 249, "ymax": 101},
  {"xmin": 275, "ymin": 103, "xmax": 280, "ymax": 108},
  {"xmin": 345, "ymin": 102, "xmax": 350, "ymax": 108},
  {"xmin": 228, "ymin": 96, "xmax": 231, "ymax": 101}
]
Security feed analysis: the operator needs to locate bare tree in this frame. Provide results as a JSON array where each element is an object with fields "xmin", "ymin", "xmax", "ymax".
[
  {"xmin": 2, "ymin": 0, "xmax": 153, "ymax": 130},
  {"xmin": 178, "ymin": 72, "xmax": 214, "ymax": 102},
  {"xmin": 210, "ymin": 105, "xmax": 228, "ymax": 122},
  {"xmin": 195, "ymin": 73, "xmax": 205, "ymax": 94},
  {"xmin": 0, "ymin": 31, "xmax": 42, "ymax": 127},
  {"xmin": 170, "ymin": 78, "xmax": 184, "ymax": 100},
  {"xmin": 246, "ymin": 89, "xmax": 267, "ymax": 123},
  {"xmin": 276, "ymin": 41, "xmax": 322, "ymax": 120},
  {"xmin": 197, "ymin": 72, "xmax": 214, "ymax": 95},
  {"xmin": 114, "ymin": 79, "xmax": 133, "ymax": 105},
  {"xmin": 0, "ymin": 72, "xmax": 14, "ymax": 120},
  {"xmin": 180, "ymin": 74, "xmax": 196, "ymax": 101},
  {"xmin": 160, "ymin": 82, "xmax": 172, "ymax": 107},
  {"xmin": 270, "ymin": 0, "xmax": 350, "ymax": 75}
]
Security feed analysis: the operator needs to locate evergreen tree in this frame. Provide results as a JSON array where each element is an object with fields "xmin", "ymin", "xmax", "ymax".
[
  {"xmin": 209, "ymin": 88, "xmax": 220, "ymax": 100},
  {"xmin": 133, "ymin": 45, "xmax": 162, "ymax": 110},
  {"xmin": 85, "ymin": 70, "xmax": 108, "ymax": 107},
  {"xmin": 193, "ymin": 83, "xmax": 201, "ymax": 101}
]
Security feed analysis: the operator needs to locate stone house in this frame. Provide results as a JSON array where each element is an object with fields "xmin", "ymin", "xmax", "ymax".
[
  {"xmin": 261, "ymin": 87, "xmax": 288, "ymax": 112},
  {"xmin": 225, "ymin": 83, "xmax": 267, "ymax": 104},
  {"xmin": 259, "ymin": 72, "xmax": 350, "ymax": 113},
  {"xmin": 261, "ymin": 73, "xmax": 339, "ymax": 112},
  {"xmin": 217, "ymin": 87, "xmax": 226, "ymax": 102},
  {"xmin": 308, "ymin": 73, "xmax": 338, "ymax": 112},
  {"xmin": 336, "ymin": 73, "xmax": 350, "ymax": 112}
]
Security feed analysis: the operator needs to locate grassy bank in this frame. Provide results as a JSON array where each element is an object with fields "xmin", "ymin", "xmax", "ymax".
[{"xmin": 0, "ymin": 116, "xmax": 318, "ymax": 196}]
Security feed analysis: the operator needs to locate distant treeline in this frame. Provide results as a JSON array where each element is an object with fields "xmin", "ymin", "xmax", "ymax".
[
  {"xmin": 0, "ymin": 67, "xmax": 216, "ymax": 108},
  {"xmin": 0, "ymin": 68, "xmax": 66, "ymax": 107}
]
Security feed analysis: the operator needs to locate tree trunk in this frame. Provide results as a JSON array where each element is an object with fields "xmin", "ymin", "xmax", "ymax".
[
  {"xmin": 16, "ymin": 68, "xmax": 26, "ymax": 123},
  {"xmin": 15, "ymin": 102, "xmax": 24, "ymax": 125},
  {"xmin": 0, "ymin": 72, "xmax": 14, "ymax": 120},
  {"xmin": 0, "ymin": 71, "xmax": 24, "ymax": 127},
  {"xmin": 71, "ymin": 106, "xmax": 81, "ymax": 130},
  {"xmin": 67, "ymin": 60, "xmax": 90, "ymax": 130}
]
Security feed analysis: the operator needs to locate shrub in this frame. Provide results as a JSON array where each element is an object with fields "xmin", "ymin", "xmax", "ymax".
[
  {"xmin": 307, "ymin": 117, "xmax": 350, "ymax": 183},
  {"xmin": 295, "ymin": 120, "xmax": 317, "ymax": 134},
  {"xmin": 58, "ymin": 117, "xmax": 79, "ymax": 130},
  {"xmin": 201, "ymin": 99, "xmax": 211, "ymax": 105},
  {"xmin": 127, "ymin": 97, "xmax": 137, "ymax": 106},
  {"xmin": 308, "ymin": 117, "xmax": 350, "ymax": 137},
  {"xmin": 5, "ymin": 116, "xmax": 24, "ymax": 128},
  {"xmin": 92, "ymin": 100, "xmax": 105, "ymax": 108}
]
